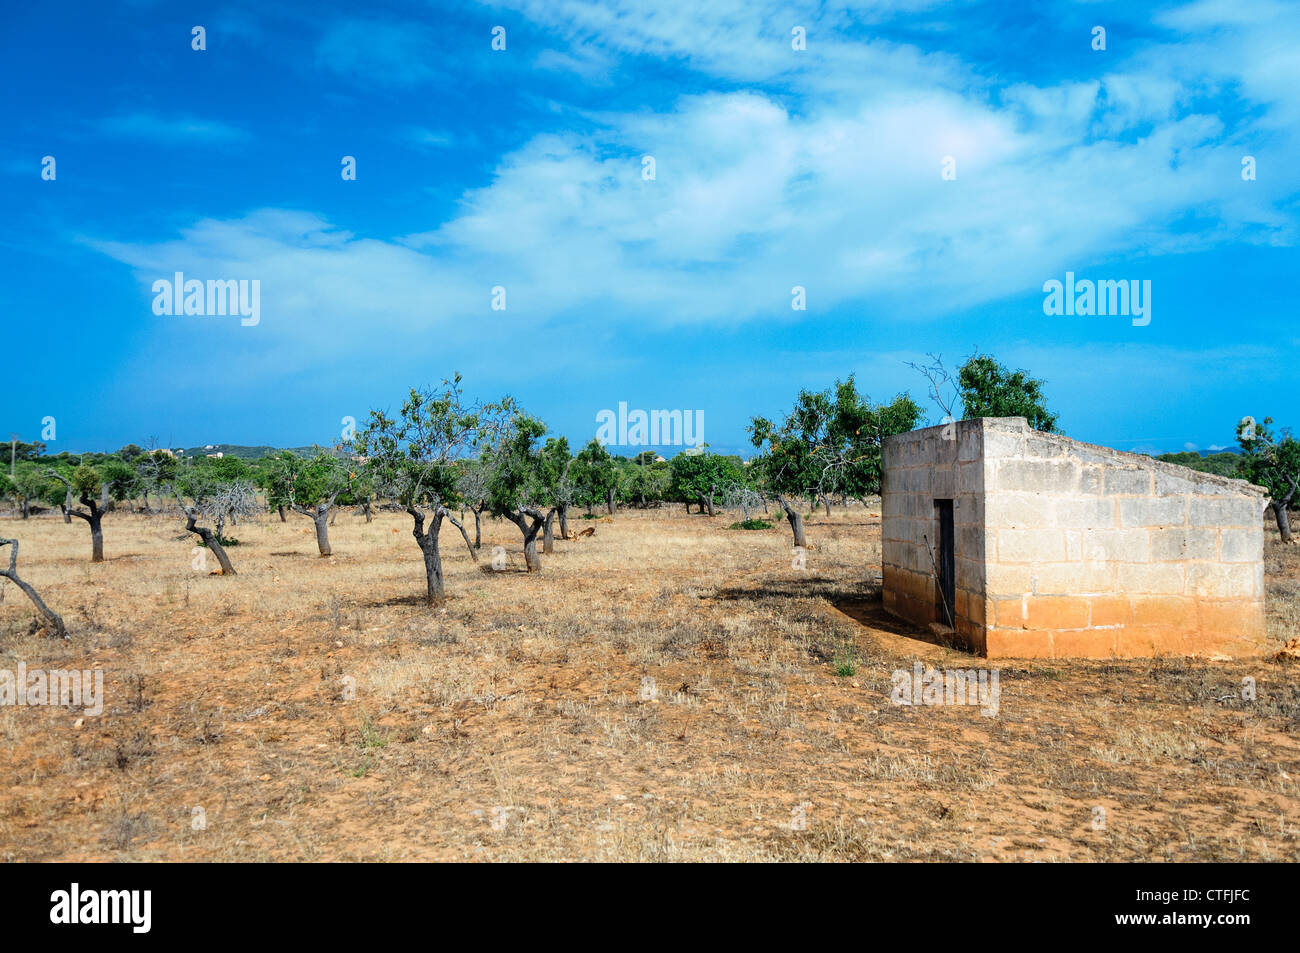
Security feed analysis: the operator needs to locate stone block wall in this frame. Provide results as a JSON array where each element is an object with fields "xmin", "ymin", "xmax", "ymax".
[
  {"xmin": 882, "ymin": 417, "xmax": 1269, "ymax": 659},
  {"xmin": 981, "ymin": 420, "xmax": 1267, "ymax": 658},
  {"xmin": 881, "ymin": 419, "xmax": 988, "ymax": 652}
]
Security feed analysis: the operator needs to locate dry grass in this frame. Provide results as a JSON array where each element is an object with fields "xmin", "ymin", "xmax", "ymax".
[{"xmin": 0, "ymin": 504, "xmax": 1297, "ymax": 862}]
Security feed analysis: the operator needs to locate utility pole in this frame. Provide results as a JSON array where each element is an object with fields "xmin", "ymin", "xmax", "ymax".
[{"xmin": 8, "ymin": 433, "xmax": 17, "ymax": 479}]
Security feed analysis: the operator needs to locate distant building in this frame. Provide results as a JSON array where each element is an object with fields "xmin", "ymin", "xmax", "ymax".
[{"xmin": 881, "ymin": 417, "xmax": 1267, "ymax": 659}]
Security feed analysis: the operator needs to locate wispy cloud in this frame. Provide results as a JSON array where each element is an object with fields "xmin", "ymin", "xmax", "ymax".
[
  {"xmin": 404, "ymin": 126, "xmax": 464, "ymax": 149},
  {"xmin": 95, "ymin": 112, "xmax": 249, "ymax": 144},
  {"xmin": 68, "ymin": 0, "xmax": 1300, "ymax": 450},
  {"xmin": 315, "ymin": 18, "xmax": 441, "ymax": 86}
]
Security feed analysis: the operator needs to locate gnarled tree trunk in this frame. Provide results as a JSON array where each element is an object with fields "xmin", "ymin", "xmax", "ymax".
[
  {"xmin": 53, "ymin": 477, "xmax": 109, "ymax": 563},
  {"xmin": 292, "ymin": 502, "xmax": 335, "ymax": 556},
  {"xmin": 0, "ymin": 538, "xmax": 68, "ymax": 638},
  {"xmin": 776, "ymin": 495, "xmax": 807, "ymax": 548},
  {"xmin": 1269, "ymin": 477, "xmax": 1298, "ymax": 543},
  {"xmin": 1272, "ymin": 501, "xmax": 1294, "ymax": 543},
  {"xmin": 88, "ymin": 513, "xmax": 104, "ymax": 562},
  {"xmin": 184, "ymin": 509, "xmax": 236, "ymax": 575},
  {"xmin": 446, "ymin": 511, "xmax": 477, "ymax": 563},
  {"xmin": 543, "ymin": 508, "xmax": 556, "ymax": 554},
  {"xmin": 410, "ymin": 506, "xmax": 446, "ymax": 605},
  {"xmin": 505, "ymin": 508, "xmax": 545, "ymax": 572},
  {"xmin": 313, "ymin": 512, "xmax": 332, "ymax": 555}
]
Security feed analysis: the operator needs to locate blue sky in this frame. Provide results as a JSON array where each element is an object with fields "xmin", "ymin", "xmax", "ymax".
[{"xmin": 3, "ymin": 0, "xmax": 1297, "ymax": 457}]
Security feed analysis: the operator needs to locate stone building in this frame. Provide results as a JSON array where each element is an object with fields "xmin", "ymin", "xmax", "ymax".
[{"xmin": 880, "ymin": 417, "xmax": 1268, "ymax": 659}]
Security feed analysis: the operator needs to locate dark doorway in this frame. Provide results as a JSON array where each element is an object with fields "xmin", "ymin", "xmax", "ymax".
[{"xmin": 933, "ymin": 499, "xmax": 955, "ymax": 627}]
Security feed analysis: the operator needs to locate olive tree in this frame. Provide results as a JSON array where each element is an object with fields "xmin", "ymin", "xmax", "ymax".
[
  {"xmin": 48, "ymin": 464, "xmax": 115, "ymax": 562},
  {"xmin": 172, "ymin": 469, "xmax": 260, "ymax": 575},
  {"xmin": 1237, "ymin": 416, "xmax": 1300, "ymax": 543},
  {"xmin": 720, "ymin": 480, "xmax": 765, "ymax": 520},
  {"xmin": 670, "ymin": 449, "xmax": 743, "ymax": 517},
  {"xmin": 339, "ymin": 468, "xmax": 376, "ymax": 523},
  {"xmin": 8, "ymin": 464, "xmax": 49, "ymax": 519},
  {"xmin": 0, "ymin": 537, "xmax": 67, "ymax": 638},
  {"xmin": 538, "ymin": 437, "xmax": 575, "ymax": 552},
  {"xmin": 957, "ymin": 353, "xmax": 1058, "ymax": 432},
  {"xmin": 750, "ymin": 377, "xmax": 920, "ymax": 546},
  {"xmin": 623, "ymin": 454, "xmax": 670, "ymax": 508},
  {"xmin": 134, "ymin": 448, "xmax": 178, "ymax": 515},
  {"xmin": 571, "ymin": 439, "xmax": 618, "ymax": 515},
  {"xmin": 266, "ymin": 451, "xmax": 352, "ymax": 556},
  {"xmin": 354, "ymin": 377, "xmax": 486, "ymax": 606},
  {"xmin": 483, "ymin": 410, "xmax": 552, "ymax": 572},
  {"xmin": 455, "ymin": 459, "xmax": 492, "ymax": 549}
]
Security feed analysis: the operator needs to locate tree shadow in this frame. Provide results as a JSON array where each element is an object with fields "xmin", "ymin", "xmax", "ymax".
[
  {"xmin": 711, "ymin": 576, "xmax": 875, "ymax": 603},
  {"xmin": 358, "ymin": 593, "xmax": 435, "ymax": 608}
]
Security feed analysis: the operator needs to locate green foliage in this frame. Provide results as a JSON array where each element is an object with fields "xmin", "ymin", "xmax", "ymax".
[
  {"xmin": 173, "ymin": 463, "xmax": 220, "ymax": 502},
  {"xmin": 135, "ymin": 450, "xmax": 179, "ymax": 497},
  {"xmin": 958, "ymin": 354, "xmax": 1058, "ymax": 432},
  {"xmin": 1236, "ymin": 416, "xmax": 1300, "ymax": 503},
  {"xmin": 5, "ymin": 441, "xmax": 46, "ymax": 462},
  {"xmin": 749, "ymin": 376, "xmax": 921, "ymax": 501},
  {"xmin": 39, "ymin": 464, "xmax": 72, "ymax": 506},
  {"xmin": 669, "ymin": 449, "xmax": 744, "ymax": 505},
  {"xmin": 70, "ymin": 464, "xmax": 101, "ymax": 500},
  {"xmin": 98, "ymin": 459, "xmax": 138, "ymax": 501},
  {"xmin": 621, "ymin": 456, "xmax": 670, "ymax": 504},
  {"xmin": 208, "ymin": 455, "xmax": 253, "ymax": 482},
  {"xmin": 484, "ymin": 413, "xmax": 550, "ymax": 515},
  {"xmin": 537, "ymin": 436, "xmax": 574, "ymax": 509},
  {"xmin": 1156, "ymin": 451, "xmax": 1242, "ymax": 479},
  {"xmin": 336, "ymin": 467, "xmax": 374, "ymax": 508},
  {"xmin": 728, "ymin": 518, "xmax": 772, "ymax": 530},
  {"xmin": 353, "ymin": 377, "xmax": 487, "ymax": 511},
  {"xmin": 265, "ymin": 451, "xmax": 352, "ymax": 509},
  {"xmin": 10, "ymin": 463, "xmax": 52, "ymax": 505},
  {"xmin": 570, "ymin": 439, "xmax": 618, "ymax": 509}
]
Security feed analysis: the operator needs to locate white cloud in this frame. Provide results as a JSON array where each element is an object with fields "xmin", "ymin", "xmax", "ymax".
[{"xmin": 90, "ymin": 1, "xmax": 1300, "ymax": 366}]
